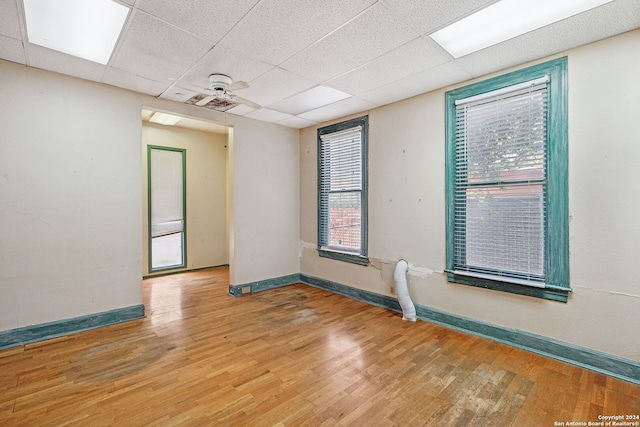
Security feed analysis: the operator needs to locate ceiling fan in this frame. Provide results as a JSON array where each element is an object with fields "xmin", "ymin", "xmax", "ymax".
[{"xmin": 191, "ymin": 74, "xmax": 261, "ymax": 110}]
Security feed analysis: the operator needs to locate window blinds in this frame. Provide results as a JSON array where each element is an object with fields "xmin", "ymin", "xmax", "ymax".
[
  {"xmin": 453, "ymin": 77, "xmax": 549, "ymax": 285},
  {"xmin": 150, "ymin": 148, "xmax": 184, "ymax": 238},
  {"xmin": 319, "ymin": 126, "xmax": 363, "ymax": 253}
]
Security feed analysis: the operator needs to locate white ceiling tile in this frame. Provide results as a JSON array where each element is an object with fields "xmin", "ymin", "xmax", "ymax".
[
  {"xmin": 383, "ymin": 0, "xmax": 496, "ymax": 35},
  {"xmin": 455, "ymin": 0, "xmax": 640, "ymax": 79},
  {"xmin": 325, "ymin": 35, "xmax": 451, "ymax": 95},
  {"xmin": 0, "ymin": 35, "xmax": 26, "ymax": 65},
  {"xmin": 178, "ymin": 44, "xmax": 274, "ymax": 92},
  {"xmin": 297, "ymin": 96, "xmax": 376, "ymax": 123},
  {"xmin": 226, "ymin": 104, "xmax": 256, "ymax": 116},
  {"xmin": 276, "ymin": 116, "xmax": 318, "ymax": 129},
  {"xmin": 358, "ymin": 61, "xmax": 472, "ymax": 105},
  {"xmin": 280, "ymin": 2, "xmax": 421, "ymax": 82},
  {"xmin": 245, "ymin": 108, "xmax": 293, "ymax": 123},
  {"xmin": 111, "ymin": 10, "xmax": 213, "ymax": 83},
  {"xmin": 0, "ymin": 0, "xmax": 22, "ymax": 39},
  {"xmin": 137, "ymin": 0, "xmax": 260, "ymax": 44},
  {"xmin": 102, "ymin": 67, "xmax": 170, "ymax": 96},
  {"xmin": 25, "ymin": 43, "xmax": 105, "ymax": 82},
  {"xmin": 220, "ymin": 0, "xmax": 376, "ymax": 66},
  {"xmin": 268, "ymin": 85, "xmax": 351, "ymax": 115},
  {"xmin": 158, "ymin": 85, "xmax": 200, "ymax": 103},
  {"xmin": 234, "ymin": 67, "xmax": 315, "ymax": 107}
]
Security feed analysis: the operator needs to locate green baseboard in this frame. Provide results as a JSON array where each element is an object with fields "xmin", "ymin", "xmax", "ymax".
[
  {"xmin": 228, "ymin": 273, "xmax": 300, "ymax": 297},
  {"xmin": 298, "ymin": 274, "xmax": 639, "ymax": 385},
  {"xmin": 0, "ymin": 304, "xmax": 145, "ymax": 350}
]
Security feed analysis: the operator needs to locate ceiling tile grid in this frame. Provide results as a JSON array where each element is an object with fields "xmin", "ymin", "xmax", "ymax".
[
  {"xmin": 224, "ymin": 103, "xmax": 255, "ymax": 117},
  {"xmin": 454, "ymin": 0, "xmax": 640, "ymax": 78},
  {"xmin": 233, "ymin": 66, "xmax": 316, "ymax": 108},
  {"xmin": 297, "ymin": 96, "xmax": 378, "ymax": 123},
  {"xmin": 136, "ymin": 0, "xmax": 261, "ymax": 45},
  {"xmin": 1, "ymin": 0, "xmax": 638, "ymax": 129},
  {"xmin": 381, "ymin": 0, "xmax": 498, "ymax": 35},
  {"xmin": 218, "ymin": 0, "xmax": 377, "ymax": 66},
  {"xmin": 279, "ymin": 2, "xmax": 423, "ymax": 83},
  {"xmin": 324, "ymin": 35, "xmax": 452, "ymax": 96},
  {"xmin": 25, "ymin": 43, "xmax": 107, "ymax": 83},
  {"xmin": 268, "ymin": 85, "xmax": 351, "ymax": 115},
  {"xmin": 276, "ymin": 115, "xmax": 319, "ymax": 129},
  {"xmin": 102, "ymin": 66, "xmax": 171, "ymax": 96},
  {"xmin": 245, "ymin": 108, "xmax": 293, "ymax": 123},
  {"xmin": 168, "ymin": 43, "xmax": 275, "ymax": 96},
  {"xmin": 111, "ymin": 10, "xmax": 213, "ymax": 83},
  {"xmin": 358, "ymin": 61, "xmax": 472, "ymax": 106}
]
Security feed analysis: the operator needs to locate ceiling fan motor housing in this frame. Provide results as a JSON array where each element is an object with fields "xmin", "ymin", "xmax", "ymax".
[{"xmin": 209, "ymin": 73, "xmax": 233, "ymax": 91}]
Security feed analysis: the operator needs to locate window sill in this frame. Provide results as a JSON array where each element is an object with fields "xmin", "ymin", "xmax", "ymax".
[
  {"xmin": 446, "ymin": 272, "xmax": 570, "ymax": 303},
  {"xmin": 318, "ymin": 249, "xmax": 368, "ymax": 266}
]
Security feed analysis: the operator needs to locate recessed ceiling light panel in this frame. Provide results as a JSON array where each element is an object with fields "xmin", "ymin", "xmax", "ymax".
[
  {"xmin": 149, "ymin": 112, "xmax": 182, "ymax": 126},
  {"xmin": 24, "ymin": 0, "xmax": 130, "ymax": 65},
  {"xmin": 269, "ymin": 86, "xmax": 351, "ymax": 115},
  {"xmin": 430, "ymin": 0, "xmax": 615, "ymax": 58}
]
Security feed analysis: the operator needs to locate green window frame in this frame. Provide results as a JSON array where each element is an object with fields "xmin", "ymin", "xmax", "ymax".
[
  {"xmin": 148, "ymin": 145, "xmax": 187, "ymax": 272},
  {"xmin": 445, "ymin": 57, "xmax": 569, "ymax": 302},
  {"xmin": 317, "ymin": 116, "xmax": 368, "ymax": 266}
]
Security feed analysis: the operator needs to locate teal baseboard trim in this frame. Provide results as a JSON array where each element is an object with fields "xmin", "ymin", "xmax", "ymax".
[
  {"xmin": 143, "ymin": 264, "xmax": 229, "ymax": 279},
  {"xmin": 0, "ymin": 304, "xmax": 145, "ymax": 351},
  {"xmin": 299, "ymin": 274, "xmax": 640, "ymax": 385},
  {"xmin": 300, "ymin": 274, "xmax": 401, "ymax": 312},
  {"xmin": 229, "ymin": 273, "xmax": 301, "ymax": 297}
]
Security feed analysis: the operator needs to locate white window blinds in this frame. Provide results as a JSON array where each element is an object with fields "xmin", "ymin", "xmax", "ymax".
[
  {"xmin": 150, "ymin": 148, "xmax": 184, "ymax": 238},
  {"xmin": 319, "ymin": 125, "xmax": 363, "ymax": 254},
  {"xmin": 453, "ymin": 77, "xmax": 549, "ymax": 286}
]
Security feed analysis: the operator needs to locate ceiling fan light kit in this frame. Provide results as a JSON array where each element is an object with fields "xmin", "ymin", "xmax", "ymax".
[{"xmin": 208, "ymin": 74, "xmax": 233, "ymax": 90}]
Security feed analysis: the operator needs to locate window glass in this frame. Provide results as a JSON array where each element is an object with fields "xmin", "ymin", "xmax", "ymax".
[
  {"xmin": 445, "ymin": 58, "xmax": 569, "ymax": 301},
  {"xmin": 318, "ymin": 116, "xmax": 368, "ymax": 265}
]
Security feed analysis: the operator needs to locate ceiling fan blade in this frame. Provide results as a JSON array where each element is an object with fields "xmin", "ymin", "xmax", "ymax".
[
  {"xmin": 231, "ymin": 95, "xmax": 261, "ymax": 110},
  {"xmin": 195, "ymin": 95, "xmax": 215, "ymax": 106},
  {"xmin": 226, "ymin": 81, "xmax": 249, "ymax": 92}
]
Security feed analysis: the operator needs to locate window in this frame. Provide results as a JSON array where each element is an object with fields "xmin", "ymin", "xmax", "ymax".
[
  {"xmin": 148, "ymin": 146, "xmax": 186, "ymax": 271},
  {"xmin": 445, "ymin": 57, "xmax": 569, "ymax": 302},
  {"xmin": 318, "ymin": 116, "xmax": 368, "ymax": 265}
]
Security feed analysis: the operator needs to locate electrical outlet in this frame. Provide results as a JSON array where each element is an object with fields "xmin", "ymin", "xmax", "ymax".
[
  {"xmin": 242, "ymin": 286, "xmax": 251, "ymax": 294},
  {"xmin": 390, "ymin": 286, "xmax": 396, "ymax": 296}
]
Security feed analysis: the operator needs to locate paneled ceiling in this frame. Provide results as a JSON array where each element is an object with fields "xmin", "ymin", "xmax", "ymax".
[{"xmin": 1, "ymin": 0, "xmax": 639, "ymax": 129}]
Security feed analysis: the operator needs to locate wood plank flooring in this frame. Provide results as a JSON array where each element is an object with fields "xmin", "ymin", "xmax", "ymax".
[{"xmin": 1, "ymin": 267, "xmax": 638, "ymax": 426}]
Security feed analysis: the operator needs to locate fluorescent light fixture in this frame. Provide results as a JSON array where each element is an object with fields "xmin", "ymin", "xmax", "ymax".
[
  {"xmin": 23, "ymin": 0, "xmax": 130, "ymax": 64},
  {"xmin": 430, "ymin": 0, "xmax": 615, "ymax": 58},
  {"xmin": 269, "ymin": 85, "xmax": 351, "ymax": 115},
  {"xmin": 149, "ymin": 112, "xmax": 182, "ymax": 126}
]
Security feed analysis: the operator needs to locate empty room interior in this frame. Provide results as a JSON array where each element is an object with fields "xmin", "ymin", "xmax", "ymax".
[{"xmin": 1, "ymin": 0, "xmax": 639, "ymax": 425}]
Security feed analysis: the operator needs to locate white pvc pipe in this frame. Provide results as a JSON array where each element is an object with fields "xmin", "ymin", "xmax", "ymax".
[{"xmin": 394, "ymin": 259, "xmax": 416, "ymax": 322}]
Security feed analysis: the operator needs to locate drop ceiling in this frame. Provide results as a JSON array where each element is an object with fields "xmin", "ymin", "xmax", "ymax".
[{"xmin": 1, "ymin": 0, "xmax": 638, "ymax": 129}]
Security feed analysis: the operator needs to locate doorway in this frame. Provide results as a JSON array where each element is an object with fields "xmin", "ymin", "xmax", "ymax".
[
  {"xmin": 148, "ymin": 145, "xmax": 186, "ymax": 271},
  {"xmin": 141, "ymin": 109, "xmax": 230, "ymax": 277}
]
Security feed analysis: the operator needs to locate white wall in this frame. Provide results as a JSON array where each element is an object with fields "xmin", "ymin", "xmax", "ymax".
[
  {"xmin": 229, "ymin": 116, "xmax": 300, "ymax": 285},
  {"xmin": 0, "ymin": 60, "xmax": 143, "ymax": 330},
  {"xmin": 141, "ymin": 122, "xmax": 228, "ymax": 276},
  {"xmin": 0, "ymin": 58, "xmax": 302, "ymax": 331},
  {"xmin": 299, "ymin": 30, "xmax": 640, "ymax": 361}
]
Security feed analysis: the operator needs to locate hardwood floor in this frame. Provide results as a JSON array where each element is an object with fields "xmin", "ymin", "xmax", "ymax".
[{"xmin": 1, "ymin": 267, "xmax": 638, "ymax": 426}]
